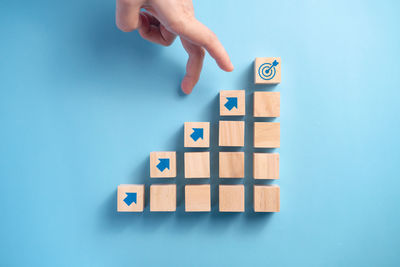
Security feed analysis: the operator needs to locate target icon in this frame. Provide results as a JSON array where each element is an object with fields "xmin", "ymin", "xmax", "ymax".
[{"xmin": 258, "ymin": 60, "xmax": 279, "ymax": 80}]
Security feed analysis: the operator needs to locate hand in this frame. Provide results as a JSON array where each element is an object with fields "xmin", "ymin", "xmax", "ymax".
[{"xmin": 116, "ymin": 0, "xmax": 234, "ymax": 94}]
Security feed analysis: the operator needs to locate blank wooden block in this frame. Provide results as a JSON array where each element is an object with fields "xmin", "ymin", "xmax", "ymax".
[
  {"xmin": 253, "ymin": 153, "xmax": 279, "ymax": 179},
  {"xmin": 219, "ymin": 152, "xmax": 244, "ymax": 178},
  {"xmin": 150, "ymin": 151, "xmax": 176, "ymax": 178},
  {"xmin": 117, "ymin": 184, "xmax": 145, "ymax": 212},
  {"xmin": 219, "ymin": 120, "xmax": 245, "ymax": 147},
  {"xmin": 184, "ymin": 122, "xmax": 210, "ymax": 148},
  {"xmin": 185, "ymin": 185, "xmax": 211, "ymax": 212},
  {"xmin": 254, "ymin": 92, "xmax": 280, "ymax": 117},
  {"xmin": 184, "ymin": 152, "xmax": 210, "ymax": 178},
  {"xmin": 254, "ymin": 185, "xmax": 280, "ymax": 212},
  {"xmin": 254, "ymin": 57, "xmax": 281, "ymax": 84},
  {"xmin": 220, "ymin": 90, "xmax": 245, "ymax": 116},
  {"xmin": 150, "ymin": 184, "xmax": 176, "ymax": 212},
  {"xmin": 219, "ymin": 185, "xmax": 245, "ymax": 212},
  {"xmin": 254, "ymin": 122, "xmax": 280, "ymax": 148}
]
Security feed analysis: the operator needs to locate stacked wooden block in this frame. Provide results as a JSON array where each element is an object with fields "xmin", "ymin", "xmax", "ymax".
[{"xmin": 117, "ymin": 57, "xmax": 282, "ymax": 213}]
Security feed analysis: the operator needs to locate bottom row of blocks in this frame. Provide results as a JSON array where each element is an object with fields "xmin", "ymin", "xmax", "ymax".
[{"xmin": 117, "ymin": 184, "xmax": 280, "ymax": 213}]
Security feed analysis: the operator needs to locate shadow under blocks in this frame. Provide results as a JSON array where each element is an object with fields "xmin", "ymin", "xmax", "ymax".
[{"xmin": 115, "ymin": 57, "xmax": 282, "ymax": 220}]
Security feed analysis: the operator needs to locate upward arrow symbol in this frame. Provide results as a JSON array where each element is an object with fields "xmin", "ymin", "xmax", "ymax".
[
  {"xmin": 190, "ymin": 128, "xmax": 203, "ymax": 141},
  {"xmin": 224, "ymin": 97, "xmax": 238, "ymax": 111},
  {"xmin": 156, "ymin": 158, "xmax": 170, "ymax": 172},
  {"xmin": 123, "ymin": 192, "xmax": 137, "ymax": 206}
]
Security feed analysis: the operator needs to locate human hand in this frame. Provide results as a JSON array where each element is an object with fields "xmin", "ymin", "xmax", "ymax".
[{"xmin": 116, "ymin": 0, "xmax": 234, "ymax": 94}]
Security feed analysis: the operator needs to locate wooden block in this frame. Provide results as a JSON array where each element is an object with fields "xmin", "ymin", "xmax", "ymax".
[
  {"xmin": 184, "ymin": 122, "xmax": 210, "ymax": 148},
  {"xmin": 219, "ymin": 185, "xmax": 245, "ymax": 212},
  {"xmin": 150, "ymin": 184, "xmax": 176, "ymax": 212},
  {"xmin": 117, "ymin": 184, "xmax": 145, "ymax": 212},
  {"xmin": 254, "ymin": 185, "xmax": 280, "ymax": 212},
  {"xmin": 254, "ymin": 92, "xmax": 280, "ymax": 117},
  {"xmin": 185, "ymin": 185, "xmax": 211, "ymax": 212},
  {"xmin": 219, "ymin": 120, "xmax": 245, "ymax": 147},
  {"xmin": 219, "ymin": 152, "xmax": 244, "ymax": 178},
  {"xmin": 150, "ymin": 151, "xmax": 176, "ymax": 178},
  {"xmin": 253, "ymin": 153, "xmax": 279, "ymax": 179},
  {"xmin": 254, "ymin": 122, "xmax": 280, "ymax": 148},
  {"xmin": 254, "ymin": 57, "xmax": 281, "ymax": 84},
  {"xmin": 184, "ymin": 152, "xmax": 210, "ymax": 178},
  {"xmin": 220, "ymin": 90, "xmax": 245, "ymax": 116}
]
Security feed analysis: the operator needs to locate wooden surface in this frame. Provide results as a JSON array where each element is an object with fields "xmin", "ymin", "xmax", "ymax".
[
  {"xmin": 184, "ymin": 122, "xmax": 210, "ymax": 147},
  {"xmin": 219, "ymin": 185, "xmax": 245, "ymax": 212},
  {"xmin": 149, "ymin": 151, "xmax": 176, "ymax": 178},
  {"xmin": 185, "ymin": 184, "xmax": 211, "ymax": 212},
  {"xmin": 150, "ymin": 184, "xmax": 176, "ymax": 212},
  {"xmin": 117, "ymin": 184, "xmax": 145, "ymax": 212},
  {"xmin": 220, "ymin": 90, "xmax": 246, "ymax": 116},
  {"xmin": 254, "ymin": 92, "xmax": 280, "ymax": 117},
  {"xmin": 219, "ymin": 120, "xmax": 245, "ymax": 147},
  {"xmin": 254, "ymin": 57, "xmax": 281, "ymax": 84},
  {"xmin": 254, "ymin": 122, "xmax": 280, "ymax": 148},
  {"xmin": 184, "ymin": 152, "xmax": 210, "ymax": 178},
  {"xmin": 219, "ymin": 152, "xmax": 245, "ymax": 178},
  {"xmin": 253, "ymin": 185, "xmax": 280, "ymax": 212},
  {"xmin": 253, "ymin": 153, "xmax": 279, "ymax": 179}
]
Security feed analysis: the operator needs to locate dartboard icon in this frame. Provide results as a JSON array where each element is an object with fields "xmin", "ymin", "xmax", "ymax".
[{"xmin": 258, "ymin": 60, "xmax": 279, "ymax": 80}]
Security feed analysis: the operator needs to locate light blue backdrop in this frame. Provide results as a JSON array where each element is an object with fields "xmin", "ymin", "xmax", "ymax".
[{"xmin": 1, "ymin": 0, "xmax": 399, "ymax": 266}]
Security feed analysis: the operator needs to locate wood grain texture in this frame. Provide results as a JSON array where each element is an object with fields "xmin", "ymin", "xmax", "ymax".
[
  {"xmin": 219, "ymin": 185, "xmax": 245, "ymax": 212},
  {"xmin": 254, "ymin": 57, "xmax": 281, "ymax": 84},
  {"xmin": 184, "ymin": 152, "xmax": 210, "ymax": 178},
  {"xmin": 184, "ymin": 122, "xmax": 210, "ymax": 147},
  {"xmin": 254, "ymin": 122, "xmax": 280, "ymax": 148},
  {"xmin": 150, "ymin": 184, "xmax": 176, "ymax": 212},
  {"xmin": 220, "ymin": 90, "xmax": 246, "ymax": 116},
  {"xmin": 117, "ymin": 184, "xmax": 145, "ymax": 212},
  {"xmin": 150, "ymin": 151, "xmax": 176, "ymax": 178},
  {"xmin": 253, "ymin": 185, "xmax": 280, "ymax": 212},
  {"xmin": 253, "ymin": 153, "xmax": 279, "ymax": 179},
  {"xmin": 219, "ymin": 152, "xmax": 245, "ymax": 178},
  {"xmin": 254, "ymin": 92, "xmax": 280, "ymax": 117},
  {"xmin": 219, "ymin": 120, "xmax": 245, "ymax": 147},
  {"xmin": 185, "ymin": 184, "xmax": 211, "ymax": 212}
]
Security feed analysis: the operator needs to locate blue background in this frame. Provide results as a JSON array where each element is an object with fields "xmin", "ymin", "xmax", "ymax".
[{"xmin": 1, "ymin": 0, "xmax": 400, "ymax": 266}]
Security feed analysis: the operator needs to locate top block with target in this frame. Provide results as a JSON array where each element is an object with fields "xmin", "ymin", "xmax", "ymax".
[{"xmin": 254, "ymin": 57, "xmax": 281, "ymax": 84}]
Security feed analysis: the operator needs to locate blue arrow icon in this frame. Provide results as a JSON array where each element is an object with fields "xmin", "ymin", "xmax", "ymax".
[
  {"xmin": 190, "ymin": 128, "xmax": 203, "ymax": 141},
  {"xmin": 123, "ymin": 192, "xmax": 137, "ymax": 206},
  {"xmin": 224, "ymin": 97, "xmax": 238, "ymax": 111},
  {"xmin": 156, "ymin": 158, "xmax": 170, "ymax": 172}
]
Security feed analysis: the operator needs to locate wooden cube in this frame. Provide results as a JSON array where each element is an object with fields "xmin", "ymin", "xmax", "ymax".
[
  {"xmin": 117, "ymin": 184, "xmax": 145, "ymax": 212},
  {"xmin": 254, "ymin": 185, "xmax": 280, "ymax": 212},
  {"xmin": 219, "ymin": 185, "xmax": 245, "ymax": 212},
  {"xmin": 184, "ymin": 122, "xmax": 210, "ymax": 148},
  {"xmin": 254, "ymin": 122, "xmax": 280, "ymax": 148},
  {"xmin": 150, "ymin": 151, "xmax": 176, "ymax": 178},
  {"xmin": 185, "ymin": 185, "xmax": 211, "ymax": 212},
  {"xmin": 219, "ymin": 120, "xmax": 245, "ymax": 147},
  {"xmin": 150, "ymin": 184, "xmax": 176, "ymax": 212},
  {"xmin": 184, "ymin": 152, "xmax": 210, "ymax": 178},
  {"xmin": 254, "ymin": 57, "xmax": 281, "ymax": 84},
  {"xmin": 219, "ymin": 152, "xmax": 244, "ymax": 178},
  {"xmin": 254, "ymin": 92, "xmax": 280, "ymax": 117},
  {"xmin": 253, "ymin": 153, "xmax": 279, "ymax": 179},
  {"xmin": 220, "ymin": 90, "xmax": 245, "ymax": 116}
]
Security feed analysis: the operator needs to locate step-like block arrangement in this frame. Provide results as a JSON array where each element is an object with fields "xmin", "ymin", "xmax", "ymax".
[
  {"xmin": 220, "ymin": 90, "xmax": 245, "ymax": 116},
  {"xmin": 219, "ymin": 185, "xmax": 245, "ymax": 212},
  {"xmin": 219, "ymin": 152, "xmax": 245, "ymax": 178},
  {"xmin": 254, "ymin": 122, "xmax": 280, "ymax": 148},
  {"xmin": 185, "ymin": 185, "xmax": 211, "ymax": 212},
  {"xmin": 150, "ymin": 151, "xmax": 176, "ymax": 178},
  {"xmin": 253, "ymin": 153, "xmax": 279, "ymax": 179},
  {"xmin": 117, "ymin": 184, "xmax": 145, "ymax": 212},
  {"xmin": 254, "ymin": 92, "xmax": 280, "ymax": 117},
  {"xmin": 184, "ymin": 152, "xmax": 210, "ymax": 178}
]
